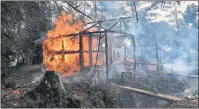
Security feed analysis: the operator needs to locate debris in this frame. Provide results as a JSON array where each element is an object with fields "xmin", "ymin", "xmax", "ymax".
[{"xmin": 8, "ymin": 71, "xmax": 119, "ymax": 108}]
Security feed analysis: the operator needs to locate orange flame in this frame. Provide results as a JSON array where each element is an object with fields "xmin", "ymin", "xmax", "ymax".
[
  {"xmin": 13, "ymin": 89, "xmax": 21, "ymax": 95},
  {"xmin": 128, "ymin": 58, "xmax": 134, "ymax": 62},
  {"xmin": 43, "ymin": 10, "xmax": 103, "ymax": 76}
]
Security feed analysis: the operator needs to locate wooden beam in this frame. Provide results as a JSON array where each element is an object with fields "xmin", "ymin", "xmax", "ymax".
[
  {"xmin": 48, "ymin": 50, "xmax": 104, "ymax": 55},
  {"xmin": 115, "ymin": 62, "xmax": 157, "ymax": 65},
  {"xmin": 132, "ymin": 36, "xmax": 136, "ymax": 78},
  {"xmin": 176, "ymin": 1, "xmax": 181, "ymax": 6},
  {"xmin": 110, "ymin": 83, "xmax": 184, "ymax": 102},
  {"xmin": 105, "ymin": 30, "xmax": 109, "ymax": 82},
  {"xmin": 86, "ymin": 16, "xmax": 133, "ymax": 24},
  {"xmin": 70, "ymin": 23, "xmax": 99, "ymax": 40},
  {"xmin": 65, "ymin": 2, "xmax": 93, "ymax": 20},
  {"xmin": 156, "ymin": 42, "xmax": 160, "ymax": 71},
  {"xmin": 121, "ymin": 18, "xmax": 129, "ymax": 30},
  {"xmin": 124, "ymin": 46, "xmax": 127, "ymax": 61},
  {"xmin": 48, "ymin": 50, "xmax": 79, "ymax": 54},
  {"xmin": 79, "ymin": 35, "xmax": 84, "ymax": 70},
  {"xmin": 51, "ymin": 30, "xmax": 133, "ymax": 40},
  {"xmin": 109, "ymin": 37, "xmax": 113, "ymax": 64},
  {"xmin": 141, "ymin": 44, "xmax": 143, "ymax": 69},
  {"xmin": 89, "ymin": 35, "xmax": 93, "ymax": 66},
  {"xmin": 93, "ymin": 33, "xmax": 101, "ymax": 79}
]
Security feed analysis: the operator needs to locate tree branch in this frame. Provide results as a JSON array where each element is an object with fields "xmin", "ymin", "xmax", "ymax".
[
  {"xmin": 2, "ymin": 33, "xmax": 13, "ymax": 39},
  {"xmin": 134, "ymin": 1, "xmax": 138, "ymax": 23},
  {"xmin": 65, "ymin": 1, "xmax": 93, "ymax": 20},
  {"xmin": 176, "ymin": 1, "xmax": 180, "ymax": 6},
  {"xmin": 54, "ymin": 1, "xmax": 65, "ymax": 24}
]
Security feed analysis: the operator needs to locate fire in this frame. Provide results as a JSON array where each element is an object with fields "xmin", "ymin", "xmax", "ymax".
[
  {"xmin": 43, "ymin": 10, "xmax": 103, "ymax": 76},
  {"xmin": 13, "ymin": 89, "xmax": 21, "ymax": 95},
  {"xmin": 128, "ymin": 58, "xmax": 134, "ymax": 62}
]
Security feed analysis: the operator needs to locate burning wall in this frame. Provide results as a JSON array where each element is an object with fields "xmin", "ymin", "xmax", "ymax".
[{"xmin": 43, "ymin": 11, "xmax": 104, "ymax": 76}]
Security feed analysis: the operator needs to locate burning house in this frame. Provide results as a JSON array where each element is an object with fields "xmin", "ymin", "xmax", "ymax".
[
  {"xmin": 42, "ymin": 11, "xmax": 104, "ymax": 76},
  {"xmin": 1, "ymin": 1, "xmax": 198, "ymax": 108}
]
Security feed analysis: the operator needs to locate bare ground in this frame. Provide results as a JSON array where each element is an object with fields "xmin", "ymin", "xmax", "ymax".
[{"xmin": 1, "ymin": 64, "xmax": 198, "ymax": 108}]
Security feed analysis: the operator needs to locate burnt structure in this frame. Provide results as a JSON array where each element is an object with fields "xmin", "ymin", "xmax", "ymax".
[{"xmin": 47, "ymin": 18, "xmax": 136, "ymax": 81}]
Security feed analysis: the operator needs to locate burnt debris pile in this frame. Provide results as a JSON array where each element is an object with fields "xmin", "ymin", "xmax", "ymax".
[{"xmin": 14, "ymin": 71, "xmax": 118, "ymax": 108}]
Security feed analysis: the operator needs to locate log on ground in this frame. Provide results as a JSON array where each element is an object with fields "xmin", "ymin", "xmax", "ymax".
[{"xmin": 110, "ymin": 83, "xmax": 184, "ymax": 102}]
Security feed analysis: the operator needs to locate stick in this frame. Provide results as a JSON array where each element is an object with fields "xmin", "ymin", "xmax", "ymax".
[
  {"xmin": 108, "ymin": 19, "xmax": 120, "ymax": 30},
  {"xmin": 121, "ymin": 19, "xmax": 129, "ymax": 31},
  {"xmin": 176, "ymin": 1, "xmax": 180, "ymax": 6},
  {"xmin": 1, "ymin": 82, "xmax": 35, "ymax": 99},
  {"xmin": 98, "ymin": 20, "xmax": 126, "ymax": 40},
  {"xmin": 70, "ymin": 23, "xmax": 99, "ymax": 40},
  {"xmin": 86, "ymin": 16, "xmax": 133, "ymax": 24},
  {"xmin": 65, "ymin": 1, "xmax": 93, "ymax": 20},
  {"xmin": 110, "ymin": 83, "xmax": 184, "ymax": 102}
]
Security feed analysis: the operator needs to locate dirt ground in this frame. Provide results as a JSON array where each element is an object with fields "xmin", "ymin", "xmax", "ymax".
[{"xmin": 1, "ymin": 64, "xmax": 198, "ymax": 108}]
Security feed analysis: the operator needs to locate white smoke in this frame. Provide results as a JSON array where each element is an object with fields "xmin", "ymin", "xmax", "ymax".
[{"xmin": 163, "ymin": 58, "xmax": 197, "ymax": 74}]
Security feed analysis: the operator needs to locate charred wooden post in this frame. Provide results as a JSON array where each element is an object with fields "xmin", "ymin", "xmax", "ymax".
[
  {"xmin": 134, "ymin": 43, "xmax": 136, "ymax": 75},
  {"xmin": 111, "ymin": 83, "xmax": 183, "ymax": 102},
  {"xmin": 89, "ymin": 35, "xmax": 93, "ymax": 66},
  {"xmin": 141, "ymin": 44, "xmax": 143, "ymax": 70},
  {"xmin": 61, "ymin": 40, "xmax": 65, "ymax": 61},
  {"xmin": 109, "ymin": 37, "xmax": 113, "ymax": 64},
  {"xmin": 105, "ymin": 30, "xmax": 109, "ymax": 82},
  {"xmin": 79, "ymin": 35, "xmax": 84, "ymax": 70},
  {"xmin": 124, "ymin": 46, "xmax": 127, "ymax": 61},
  {"xmin": 132, "ymin": 35, "xmax": 136, "ymax": 78},
  {"xmin": 156, "ymin": 42, "xmax": 159, "ymax": 71},
  {"xmin": 112, "ymin": 38, "xmax": 116, "ymax": 61},
  {"xmin": 92, "ymin": 24, "xmax": 102, "ymax": 80}
]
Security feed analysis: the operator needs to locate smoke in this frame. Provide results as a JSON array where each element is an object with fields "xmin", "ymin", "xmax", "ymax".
[
  {"xmin": 163, "ymin": 58, "xmax": 198, "ymax": 74},
  {"xmin": 99, "ymin": 1, "xmax": 198, "ymax": 75},
  {"xmin": 36, "ymin": 1, "xmax": 198, "ymax": 86}
]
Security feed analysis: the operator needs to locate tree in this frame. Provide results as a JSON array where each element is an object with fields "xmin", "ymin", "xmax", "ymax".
[
  {"xmin": 1, "ymin": 1, "xmax": 53, "ymax": 76},
  {"xmin": 183, "ymin": 3, "xmax": 198, "ymax": 28}
]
